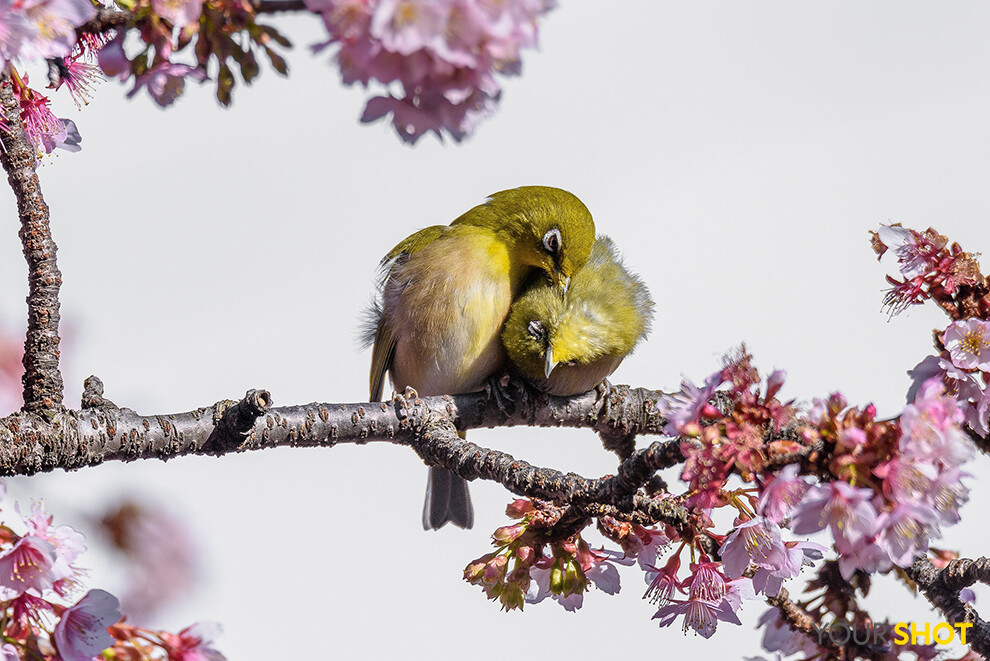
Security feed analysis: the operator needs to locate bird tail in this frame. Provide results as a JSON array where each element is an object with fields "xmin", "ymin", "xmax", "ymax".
[{"xmin": 422, "ymin": 432, "xmax": 473, "ymax": 530}]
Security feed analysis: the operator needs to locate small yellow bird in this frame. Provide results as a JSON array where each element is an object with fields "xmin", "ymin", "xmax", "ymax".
[
  {"xmin": 501, "ymin": 236, "xmax": 654, "ymax": 396},
  {"xmin": 366, "ymin": 186, "xmax": 597, "ymax": 529}
]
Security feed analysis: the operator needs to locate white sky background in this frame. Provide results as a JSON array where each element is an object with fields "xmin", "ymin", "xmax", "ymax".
[{"xmin": 2, "ymin": 1, "xmax": 990, "ymax": 658}]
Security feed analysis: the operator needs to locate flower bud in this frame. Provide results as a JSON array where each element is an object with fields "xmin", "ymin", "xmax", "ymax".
[
  {"xmin": 493, "ymin": 524, "xmax": 525, "ymax": 544},
  {"xmin": 505, "ymin": 499, "xmax": 535, "ymax": 518}
]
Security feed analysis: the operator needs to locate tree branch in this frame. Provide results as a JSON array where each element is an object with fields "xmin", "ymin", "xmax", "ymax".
[
  {"xmin": 907, "ymin": 556, "xmax": 990, "ymax": 658},
  {"xmin": 0, "ymin": 75, "xmax": 64, "ymax": 413},
  {"xmin": 76, "ymin": 6, "xmax": 132, "ymax": 35},
  {"xmin": 0, "ymin": 381, "xmax": 674, "ymax": 511}
]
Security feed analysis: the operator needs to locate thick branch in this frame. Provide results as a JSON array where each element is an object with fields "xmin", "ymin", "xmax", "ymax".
[
  {"xmin": 0, "ymin": 75, "xmax": 64, "ymax": 412},
  {"xmin": 0, "ymin": 383, "xmax": 665, "ymax": 475}
]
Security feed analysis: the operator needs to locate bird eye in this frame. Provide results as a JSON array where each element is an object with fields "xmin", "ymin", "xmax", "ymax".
[
  {"xmin": 542, "ymin": 228, "xmax": 561, "ymax": 255},
  {"xmin": 527, "ymin": 320, "xmax": 546, "ymax": 340}
]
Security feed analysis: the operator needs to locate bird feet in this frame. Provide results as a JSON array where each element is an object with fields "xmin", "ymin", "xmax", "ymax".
[
  {"xmin": 485, "ymin": 373, "xmax": 528, "ymax": 415},
  {"xmin": 594, "ymin": 378, "xmax": 616, "ymax": 416},
  {"xmin": 392, "ymin": 386, "xmax": 421, "ymax": 420}
]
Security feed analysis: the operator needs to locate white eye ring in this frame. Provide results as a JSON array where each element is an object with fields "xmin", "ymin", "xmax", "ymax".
[
  {"xmin": 527, "ymin": 320, "xmax": 545, "ymax": 340},
  {"xmin": 542, "ymin": 228, "xmax": 561, "ymax": 254}
]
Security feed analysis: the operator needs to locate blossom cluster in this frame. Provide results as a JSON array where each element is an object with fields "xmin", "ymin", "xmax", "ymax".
[
  {"xmin": 96, "ymin": 0, "xmax": 290, "ymax": 108},
  {"xmin": 463, "ymin": 499, "xmax": 624, "ymax": 612},
  {"xmin": 0, "ymin": 492, "xmax": 224, "ymax": 660},
  {"xmin": 872, "ymin": 224, "xmax": 984, "ymax": 318},
  {"xmin": 873, "ymin": 224, "xmax": 990, "ymax": 437},
  {"xmin": 463, "ymin": 342, "xmax": 974, "ymax": 652},
  {"xmin": 305, "ymin": 0, "xmax": 556, "ymax": 143},
  {"xmin": 0, "ymin": 0, "xmax": 98, "ymax": 158},
  {"xmin": 664, "ymin": 358, "xmax": 972, "ymax": 581}
]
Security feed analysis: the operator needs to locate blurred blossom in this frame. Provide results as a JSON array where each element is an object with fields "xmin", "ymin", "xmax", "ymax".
[
  {"xmin": 151, "ymin": 0, "xmax": 203, "ymax": 28},
  {"xmin": 0, "ymin": 331, "xmax": 21, "ymax": 416},
  {"xmin": 161, "ymin": 622, "xmax": 227, "ymax": 661},
  {"xmin": 307, "ymin": 0, "xmax": 556, "ymax": 143},
  {"xmin": 3, "ymin": 0, "xmax": 95, "ymax": 62},
  {"xmin": 101, "ymin": 499, "xmax": 198, "ymax": 621},
  {"xmin": 127, "ymin": 62, "xmax": 208, "ymax": 107}
]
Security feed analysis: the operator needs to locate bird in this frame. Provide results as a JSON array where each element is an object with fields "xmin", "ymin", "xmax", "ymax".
[
  {"xmin": 365, "ymin": 186, "xmax": 597, "ymax": 529},
  {"xmin": 501, "ymin": 235, "xmax": 654, "ymax": 397}
]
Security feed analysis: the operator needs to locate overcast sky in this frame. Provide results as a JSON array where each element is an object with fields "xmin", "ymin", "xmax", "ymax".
[{"xmin": 3, "ymin": 1, "xmax": 990, "ymax": 658}]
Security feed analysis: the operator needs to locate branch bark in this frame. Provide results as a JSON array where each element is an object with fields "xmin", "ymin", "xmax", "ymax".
[
  {"xmin": 0, "ymin": 382, "xmax": 664, "ymax": 474},
  {"xmin": 907, "ymin": 556, "xmax": 990, "ymax": 658},
  {"xmin": 0, "ymin": 75, "xmax": 64, "ymax": 413}
]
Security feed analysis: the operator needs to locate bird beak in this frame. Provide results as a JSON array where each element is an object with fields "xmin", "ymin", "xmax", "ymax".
[
  {"xmin": 545, "ymin": 346, "xmax": 558, "ymax": 378},
  {"xmin": 550, "ymin": 270, "xmax": 570, "ymax": 295}
]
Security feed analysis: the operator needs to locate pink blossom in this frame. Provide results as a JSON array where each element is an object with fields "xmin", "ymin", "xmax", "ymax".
[
  {"xmin": 686, "ymin": 558, "xmax": 728, "ymax": 603},
  {"xmin": 369, "ymin": 0, "xmax": 448, "ymax": 56},
  {"xmin": 944, "ymin": 319, "xmax": 990, "ymax": 371},
  {"xmin": 525, "ymin": 544, "xmax": 626, "ymax": 612},
  {"xmin": 660, "ymin": 371, "xmax": 723, "ymax": 435},
  {"xmin": 307, "ymin": 0, "xmax": 556, "ymax": 142},
  {"xmin": 525, "ymin": 563, "xmax": 583, "ymax": 611},
  {"xmin": 162, "ymin": 622, "xmax": 226, "ymax": 661},
  {"xmin": 928, "ymin": 467, "xmax": 970, "ymax": 524},
  {"xmin": 719, "ymin": 518, "xmax": 787, "ymax": 580},
  {"xmin": 875, "ymin": 502, "xmax": 940, "ymax": 567},
  {"xmin": 900, "ymin": 379, "xmax": 973, "ymax": 469},
  {"xmin": 790, "ymin": 481, "xmax": 877, "ymax": 545},
  {"xmin": 127, "ymin": 62, "xmax": 207, "ymax": 107},
  {"xmin": 97, "ymin": 33, "xmax": 129, "ymax": 79},
  {"xmin": 876, "ymin": 456, "xmax": 937, "ymax": 504},
  {"xmin": 644, "ymin": 553, "xmax": 682, "ymax": 607},
  {"xmin": 623, "ymin": 524, "xmax": 671, "ymax": 571},
  {"xmin": 757, "ymin": 464, "xmax": 809, "ymax": 525},
  {"xmin": 151, "ymin": 0, "xmax": 203, "ymax": 27},
  {"xmin": 834, "ymin": 534, "xmax": 891, "ymax": 580},
  {"xmin": 52, "ymin": 589, "xmax": 120, "ymax": 661},
  {"xmin": 49, "ymin": 54, "xmax": 104, "ymax": 108},
  {"xmin": 765, "ymin": 369, "xmax": 786, "ymax": 400},
  {"xmin": 0, "ymin": 330, "xmax": 21, "ymax": 415},
  {"xmin": 757, "ymin": 607, "xmax": 821, "ymax": 657},
  {"xmin": 17, "ymin": 0, "xmax": 96, "ymax": 60},
  {"xmin": 0, "ymin": 1, "xmax": 28, "ymax": 66},
  {"xmin": 876, "ymin": 225, "xmax": 931, "ymax": 279},
  {"xmin": 653, "ymin": 590, "xmax": 744, "ymax": 638},
  {"xmin": 101, "ymin": 499, "xmax": 199, "ymax": 621},
  {"xmin": 361, "ymin": 89, "xmax": 494, "ymax": 144},
  {"xmin": 20, "ymin": 501, "xmax": 85, "ymax": 585},
  {"xmin": 0, "ymin": 535, "xmax": 56, "ymax": 598},
  {"xmin": 751, "ymin": 540, "xmax": 826, "ymax": 597},
  {"xmin": 19, "ymin": 92, "xmax": 67, "ymax": 155}
]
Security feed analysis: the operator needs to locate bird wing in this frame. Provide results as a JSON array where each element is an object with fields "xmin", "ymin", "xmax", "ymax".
[
  {"xmin": 368, "ymin": 319, "xmax": 395, "ymax": 402},
  {"xmin": 368, "ymin": 225, "xmax": 448, "ymax": 401}
]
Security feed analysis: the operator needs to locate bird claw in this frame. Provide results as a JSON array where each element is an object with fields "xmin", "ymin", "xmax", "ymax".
[
  {"xmin": 594, "ymin": 378, "xmax": 616, "ymax": 416},
  {"xmin": 485, "ymin": 373, "xmax": 527, "ymax": 414},
  {"xmin": 392, "ymin": 386, "xmax": 421, "ymax": 420}
]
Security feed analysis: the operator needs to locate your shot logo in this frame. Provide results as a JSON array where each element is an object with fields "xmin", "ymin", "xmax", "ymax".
[{"xmin": 812, "ymin": 620, "xmax": 973, "ymax": 647}]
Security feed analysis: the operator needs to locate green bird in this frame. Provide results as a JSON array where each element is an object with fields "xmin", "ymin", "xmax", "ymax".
[
  {"xmin": 502, "ymin": 235, "xmax": 654, "ymax": 397},
  {"xmin": 366, "ymin": 186, "xmax": 596, "ymax": 529}
]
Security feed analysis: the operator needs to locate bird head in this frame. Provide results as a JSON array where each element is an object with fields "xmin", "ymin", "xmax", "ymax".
[
  {"xmin": 454, "ymin": 186, "xmax": 596, "ymax": 292},
  {"xmin": 502, "ymin": 284, "xmax": 598, "ymax": 383},
  {"xmin": 502, "ymin": 236, "xmax": 655, "ymax": 390}
]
